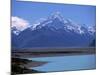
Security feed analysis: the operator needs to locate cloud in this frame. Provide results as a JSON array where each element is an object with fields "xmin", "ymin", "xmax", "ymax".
[{"xmin": 11, "ymin": 16, "xmax": 30, "ymax": 31}]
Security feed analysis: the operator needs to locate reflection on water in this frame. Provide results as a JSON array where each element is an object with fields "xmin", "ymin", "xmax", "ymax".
[{"xmin": 28, "ymin": 54, "xmax": 96, "ymax": 72}]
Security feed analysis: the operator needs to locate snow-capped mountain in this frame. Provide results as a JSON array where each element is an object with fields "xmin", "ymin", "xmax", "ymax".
[
  {"xmin": 30, "ymin": 12, "xmax": 95, "ymax": 35},
  {"xmin": 88, "ymin": 26, "xmax": 96, "ymax": 34},
  {"xmin": 11, "ymin": 12, "xmax": 96, "ymax": 48},
  {"xmin": 11, "ymin": 16, "xmax": 30, "ymax": 35}
]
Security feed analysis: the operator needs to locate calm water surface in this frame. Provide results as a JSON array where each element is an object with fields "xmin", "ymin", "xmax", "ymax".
[{"xmin": 28, "ymin": 54, "xmax": 96, "ymax": 72}]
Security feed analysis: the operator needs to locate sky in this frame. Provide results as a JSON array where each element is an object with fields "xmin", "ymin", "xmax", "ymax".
[{"xmin": 12, "ymin": 0, "xmax": 96, "ymax": 27}]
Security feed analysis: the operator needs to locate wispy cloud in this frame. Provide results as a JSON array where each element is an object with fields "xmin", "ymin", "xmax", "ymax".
[{"xmin": 11, "ymin": 16, "xmax": 30, "ymax": 31}]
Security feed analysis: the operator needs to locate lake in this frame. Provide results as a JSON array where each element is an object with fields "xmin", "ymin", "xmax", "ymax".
[{"xmin": 28, "ymin": 54, "xmax": 96, "ymax": 72}]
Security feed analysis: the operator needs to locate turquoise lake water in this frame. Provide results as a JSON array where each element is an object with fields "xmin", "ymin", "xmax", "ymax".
[{"xmin": 28, "ymin": 54, "xmax": 96, "ymax": 72}]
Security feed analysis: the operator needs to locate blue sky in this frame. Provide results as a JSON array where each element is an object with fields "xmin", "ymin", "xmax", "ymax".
[{"xmin": 12, "ymin": 0, "xmax": 96, "ymax": 26}]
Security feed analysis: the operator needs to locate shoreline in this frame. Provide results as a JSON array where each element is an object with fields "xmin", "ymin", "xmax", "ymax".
[
  {"xmin": 12, "ymin": 52, "xmax": 96, "ymax": 58},
  {"xmin": 12, "ymin": 47, "xmax": 96, "ymax": 58}
]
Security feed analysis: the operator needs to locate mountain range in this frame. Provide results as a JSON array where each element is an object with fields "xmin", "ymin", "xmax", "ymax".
[{"xmin": 11, "ymin": 12, "xmax": 96, "ymax": 48}]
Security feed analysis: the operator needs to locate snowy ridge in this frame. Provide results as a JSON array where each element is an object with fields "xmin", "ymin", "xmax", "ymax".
[{"xmin": 12, "ymin": 12, "xmax": 95, "ymax": 35}]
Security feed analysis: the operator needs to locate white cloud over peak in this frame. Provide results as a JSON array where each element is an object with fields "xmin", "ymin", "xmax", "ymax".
[{"xmin": 11, "ymin": 16, "xmax": 30, "ymax": 31}]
